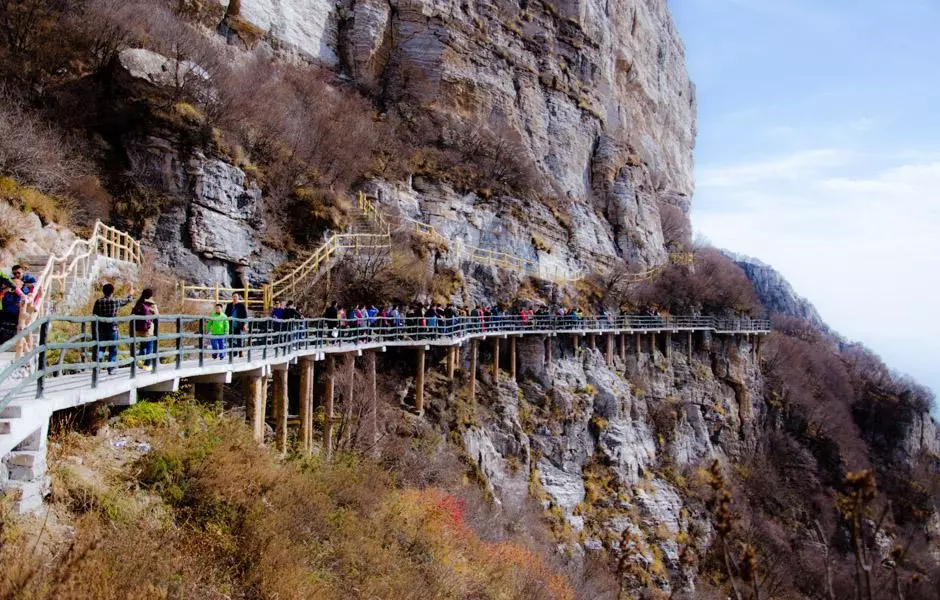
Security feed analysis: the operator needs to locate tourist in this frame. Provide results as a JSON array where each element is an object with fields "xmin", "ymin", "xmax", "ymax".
[
  {"xmin": 0, "ymin": 279, "xmax": 23, "ymax": 344},
  {"xmin": 132, "ymin": 289, "xmax": 158, "ymax": 371},
  {"xmin": 91, "ymin": 283, "xmax": 134, "ymax": 374},
  {"xmin": 323, "ymin": 301, "xmax": 339, "ymax": 339},
  {"xmin": 207, "ymin": 303, "xmax": 229, "ymax": 359},
  {"xmin": 225, "ymin": 293, "xmax": 248, "ymax": 356}
]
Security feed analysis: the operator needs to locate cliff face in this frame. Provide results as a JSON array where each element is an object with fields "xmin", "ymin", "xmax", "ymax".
[
  {"xmin": 447, "ymin": 334, "xmax": 763, "ymax": 593},
  {"xmin": 211, "ymin": 0, "xmax": 696, "ymax": 278}
]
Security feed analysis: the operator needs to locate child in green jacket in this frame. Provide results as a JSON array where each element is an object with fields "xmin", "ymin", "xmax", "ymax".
[{"xmin": 207, "ymin": 303, "xmax": 229, "ymax": 359}]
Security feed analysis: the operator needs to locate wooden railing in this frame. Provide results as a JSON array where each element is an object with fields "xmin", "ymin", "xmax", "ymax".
[
  {"xmin": 11, "ymin": 221, "xmax": 141, "ymax": 358},
  {"xmin": 180, "ymin": 192, "xmax": 392, "ymax": 313}
]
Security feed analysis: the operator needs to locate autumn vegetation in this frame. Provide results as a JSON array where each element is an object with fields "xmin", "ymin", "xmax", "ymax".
[{"xmin": 0, "ymin": 395, "xmax": 575, "ymax": 600}]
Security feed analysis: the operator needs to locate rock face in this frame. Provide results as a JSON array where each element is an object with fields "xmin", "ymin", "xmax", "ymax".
[
  {"xmin": 131, "ymin": 137, "xmax": 283, "ymax": 287},
  {"xmin": 728, "ymin": 252, "xmax": 827, "ymax": 329},
  {"xmin": 457, "ymin": 333, "xmax": 762, "ymax": 590},
  {"xmin": 226, "ymin": 0, "xmax": 696, "ymax": 272}
]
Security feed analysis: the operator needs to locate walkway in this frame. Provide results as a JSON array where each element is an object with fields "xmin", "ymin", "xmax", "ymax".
[{"xmin": 0, "ymin": 313, "xmax": 770, "ymax": 456}]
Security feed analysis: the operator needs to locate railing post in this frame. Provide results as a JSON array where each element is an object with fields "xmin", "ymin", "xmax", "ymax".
[
  {"xmin": 35, "ymin": 320, "xmax": 49, "ymax": 398},
  {"xmin": 130, "ymin": 321, "xmax": 137, "ymax": 379},
  {"xmin": 91, "ymin": 320, "xmax": 100, "ymax": 388},
  {"xmin": 175, "ymin": 316, "xmax": 183, "ymax": 369},
  {"xmin": 152, "ymin": 318, "xmax": 160, "ymax": 373},
  {"xmin": 198, "ymin": 317, "xmax": 205, "ymax": 368}
]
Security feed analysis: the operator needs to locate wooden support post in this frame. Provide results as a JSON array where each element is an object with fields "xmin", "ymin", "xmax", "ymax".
[
  {"xmin": 665, "ymin": 333, "xmax": 672, "ymax": 361},
  {"xmin": 573, "ymin": 335, "xmax": 580, "ymax": 354},
  {"xmin": 470, "ymin": 339, "xmax": 478, "ymax": 402},
  {"xmin": 259, "ymin": 375, "xmax": 268, "ymax": 442},
  {"xmin": 620, "ymin": 333, "xmax": 626, "ymax": 363},
  {"xmin": 651, "ymin": 333, "xmax": 657, "ymax": 356},
  {"xmin": 687, "ymin": 331, "xmax": 693, "ymax": 362},
  {"xmin": 588, "ymin": 334, "xmax": 596, "ymax": 350},
  {"xmin": 416, "ymin": 347, "xmax": 425, "ymax": 415},
  {"xmin": 346, "ymin": 354, "xmax": 356, "ymax": 415},
  {"xmin": 247, "ymin": 375, "xmax": 265, "ymax": 444},
  {"xmin": 492, "ymin": 337, "xmax": 500, "ymax": 380},
  {"xmin": 636, "ymin": 333, "xmax": 641, "ymax": 356},
  {"xmin": 367, "ymin": 351, "xmax": 378, "ymax": 453},
  {"xmin": 324, "ymin": 356, "xmax": 335, "ymax": 461},
  {"xmin": 509, "ymin": 336, "xmax": 517, "ymax": 381},
  {"xmin": 606, "ymin": 334, "xmax": 614, "ymax": 366},
  {"xmin": 273, "ymin": 365, "xmax": 288, "ymax": 454},
  {"xmin": 545, "ymin": 337, "xmax": 552, "ymax": 366},
  {"xmin": 299, "ymin": 358, "xmax": 314, "ymax": 455},
  {"xmin": 755, "ymin": 335, "xmax": 762, "ymax": 362},
  {"xmin": 447, "ymin": 346, "xmax": 456, "ymax": 381}
]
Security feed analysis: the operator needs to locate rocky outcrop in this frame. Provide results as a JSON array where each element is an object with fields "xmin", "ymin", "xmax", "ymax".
[
  {"xmin": 221, "ymin": 0, "xmax": 339, "ymax": 64},
  {"xmin": 728, "ymin": 252, "xmax": 827, "ymax": 329},
  {"xmin": 458, "ymin": 333, "xmax": 762, "ymax": 589},
  {"xmin": 132, "ymin": 138, "xmax": 283, "ymax": 287}
]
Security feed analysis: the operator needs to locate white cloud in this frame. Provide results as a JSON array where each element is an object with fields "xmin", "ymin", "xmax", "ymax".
[
  {"xmin": 697, "ymin": 148, "xmax": 852, "ymax": 187},
  {"xmin": 693, "ymin": 153, "xmax": 940, "ymax": 399}
]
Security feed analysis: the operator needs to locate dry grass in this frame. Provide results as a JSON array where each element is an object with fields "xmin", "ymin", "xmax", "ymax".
[{"xmin": 0, "ymin": 397, "xmax": 575, "ymax": 600}]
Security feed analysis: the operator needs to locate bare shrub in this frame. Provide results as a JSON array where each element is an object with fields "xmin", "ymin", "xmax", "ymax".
[
  {"xmin": 658, "ymin": 202, "xmax": 691, "ymax": 251},
  {"xmin": 0, "ymin": 87, "xmax": 87, "ymax": 194},
  {"xmin": 630, "ymin": 247, "xmax": 760, "ymax": 315}
]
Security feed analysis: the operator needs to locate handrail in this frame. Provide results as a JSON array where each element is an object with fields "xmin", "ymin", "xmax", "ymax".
[
  {"xmin": 12, "ymin": 221, "xmax": 141, "ymax": 357},
  {"xmin": 180, "ymin": 192, "xmax": 393, "ymax": 312},
  {"xmin": 0, "ymin": 311, "xmax": 771, "ymax": 415}
]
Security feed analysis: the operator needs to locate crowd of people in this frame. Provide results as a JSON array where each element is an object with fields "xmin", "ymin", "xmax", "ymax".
[{"xmin": 66, "ymin": 279, "xmax": 672, "ymax": 374}]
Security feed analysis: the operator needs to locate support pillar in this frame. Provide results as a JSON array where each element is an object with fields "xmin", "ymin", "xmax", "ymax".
[
  {"xmin": 299, "ymin": 358, "xmax": 314, "ymax": 455},
  {"xmin": 651, "ymin": 333, "xmax": 657, "ymax": 356},
  {"xmin": 545, "ymin": 337, "xmax": 552, "ymax": 366},
  {"xmin": 447, "ymin": 346, "xmax": 456, "ymax": 381},
  {"xmin": 636, "ymin": 333, "xmax": 641, "ymax": 356},
  {"xmin": 272, "ymin": 365, "xmax": 288, "ymax": 454},
  {"xmin": 509, "ymin": 336, "xmax": 517, "ymax": 380},
  {"xmin": 346, "ymin": 355, "xmax": 356, "ymax": 426},
  {"xmin": 755, "ymin": 335, "xmax": 762, "ymax": 362},
  {"xmin": 619, "ymin": 333, "xmax": 626, "ymax": 363},
  {"xmin": 687, "ymin": 331, "xmax": 693, "ymax": 362},
  {"xmin": 573, "ymin": 335, "xmax": 580, "ymax": 354},
  {"xmin": 416, "ymin": 347, "xmax": 425, "ymax": 415},
  {"xmin": 665, "ymin": 333, "xmax": 672, "ymax": 361},
  {"xmin": 366, "ymin": 351, "xmax": 378, "ymax": 452},
  {"xmin": 247, "ymin": 374, "xmax": 265, "ymax": 444},
  {"xmin": 324, "ymin": 356, "xmax": 335, "ymax": 461},
  {"xmin": 492, "ymin": 337, "xmax": 500, "ymax": 380},
  {"xmin": 605, "ymin": 334, "xmax": 614, "ymax": 366},
  {"xmin": 469, "ymin": 339, "xmax": 478, "ymax": 402},
  {"xmin": 588, "ymin": 334, "xmax": 596, "ymax": 350}
]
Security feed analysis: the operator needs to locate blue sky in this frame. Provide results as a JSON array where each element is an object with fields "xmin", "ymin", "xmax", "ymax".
[{"xmin": 670, "ymin": 0, "xmax": 940, "ymax": 402}]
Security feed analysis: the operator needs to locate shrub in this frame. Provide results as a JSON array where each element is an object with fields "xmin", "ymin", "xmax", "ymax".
[
  {"xmin": 630, "ymin": 247, "xmax": 761, "ymax": 315},
  {"xmin": 0, "ymin": 88, "xmax": 87, "ymax": 197}
]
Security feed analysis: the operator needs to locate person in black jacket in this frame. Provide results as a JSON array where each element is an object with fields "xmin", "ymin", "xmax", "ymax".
[{"xmin": 225, "ymin": 293, "xmax": 248, "ymax": 356}]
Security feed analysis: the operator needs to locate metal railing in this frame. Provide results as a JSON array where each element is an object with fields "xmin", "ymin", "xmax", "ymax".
[{"xmin": 0, "ymin": 312, "xmax": 770, "ymax": 413}]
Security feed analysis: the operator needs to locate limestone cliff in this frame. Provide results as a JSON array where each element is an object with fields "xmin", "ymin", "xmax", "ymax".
[
  {"xmin": 213, "ymin": 0, "xmax": 696, "ymax": 279},
  {"xmin": 440, "ymin": 333, "xmax": 762, "ymax": 594}
]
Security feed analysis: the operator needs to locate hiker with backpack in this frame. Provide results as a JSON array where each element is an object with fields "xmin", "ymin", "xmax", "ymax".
[{"xmin": 132, "ymin": 289, "xmax": 158, "ymax": 371}]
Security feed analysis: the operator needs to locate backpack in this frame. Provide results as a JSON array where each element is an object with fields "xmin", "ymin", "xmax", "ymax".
[{"xmin": 133, "ymin": 301, "xmax": 153, "ymax": 333}]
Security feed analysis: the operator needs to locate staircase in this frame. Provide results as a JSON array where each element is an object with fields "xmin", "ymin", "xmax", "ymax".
[{"xmin": 179, "ymin": 192, "xmax": 392, "ymax": 313}]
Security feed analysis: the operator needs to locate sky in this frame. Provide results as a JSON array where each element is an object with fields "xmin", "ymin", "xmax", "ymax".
[{"xmin": 670, "ymin": 0, "xmax": 940, "ymax": 402}]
